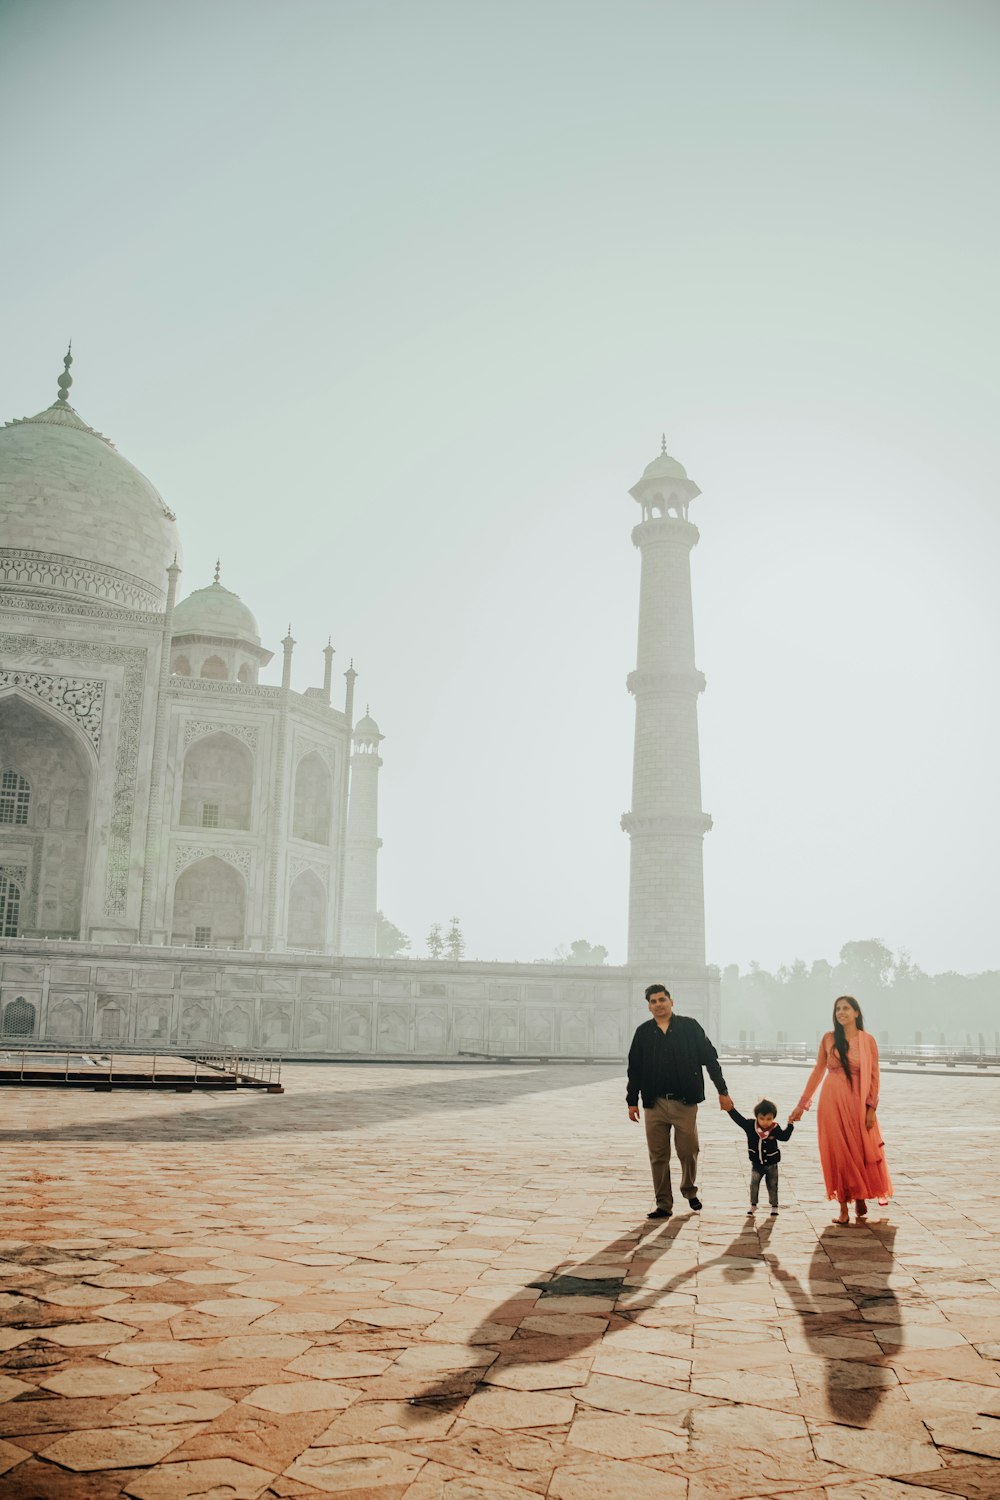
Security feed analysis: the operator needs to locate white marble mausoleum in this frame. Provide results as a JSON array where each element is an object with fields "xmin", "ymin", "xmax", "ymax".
[{"xmin": 0, "ymin": 356, "xmax": 719, "ymax": 1054}]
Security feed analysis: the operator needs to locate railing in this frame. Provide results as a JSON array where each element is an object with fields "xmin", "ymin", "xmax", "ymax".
[
  {"xmin": 722, "ymin": 1040, "xmax": 1000, "ymax": 1069},
  {"xmin": 194, "ymin": 1049, "xmax": 282, "ymax": 1087},
  {"xmin": 0, "ymin": 1042, "xmax": 282, "ymax": 1090}
]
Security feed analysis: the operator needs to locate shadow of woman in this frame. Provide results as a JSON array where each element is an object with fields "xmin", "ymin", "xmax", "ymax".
[
  {"xmin": 406, "ymin": 1213, "xmax": 693, "ymax": 1420},
  {"xmin": 766, "ymin": 1220, "xmax": 899, "ymax": 1425}
]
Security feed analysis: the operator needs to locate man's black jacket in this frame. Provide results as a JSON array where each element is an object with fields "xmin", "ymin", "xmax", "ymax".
[
  {"xmin": 727, "ymin": 1108, "xmax": 794, "ymax": 1166},
  {"xmin": 626, "ymin": 1014, "xmax": 728, "ymax": 1109}
]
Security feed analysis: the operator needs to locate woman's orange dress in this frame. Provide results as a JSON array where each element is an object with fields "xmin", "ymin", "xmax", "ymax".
[{"xmin": 796, "ymin": 1030, "xmax": 892, "ymax": 1203}]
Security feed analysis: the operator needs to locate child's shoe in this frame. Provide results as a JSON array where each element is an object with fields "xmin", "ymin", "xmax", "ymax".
[
  {"xmin": 769, "ymin": 1207, "xmax": 779, "ymax": 1217},
  {"xmin": 746, "ymin": 1206, "xmax": 755, "ymax": 1216}
]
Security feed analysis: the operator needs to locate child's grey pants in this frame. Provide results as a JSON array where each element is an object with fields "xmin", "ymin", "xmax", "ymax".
[{"xmin": 750, "ymin": 1164, "xmax": 779, "ymax": 1206}]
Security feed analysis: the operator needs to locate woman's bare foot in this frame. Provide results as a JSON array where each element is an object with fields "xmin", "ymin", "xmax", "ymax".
[
  {"xmin": 832, "ymin": 1204, "xmax": 849, "ymax": 1225},
  {"xmin": 854, "ymin": 1199, "xmax": 868, "ymax": 1221}
]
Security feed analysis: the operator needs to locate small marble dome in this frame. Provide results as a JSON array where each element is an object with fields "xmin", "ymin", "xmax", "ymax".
[
  {"xmin": 0, "ymin": 354, "xmax": 180, "ymax": 610},
  {"xmin": 172, "ymin": 576, "xmax": 260, "ymax": 644},
  {"xmin": 639, "ymin": 448, "xmax": 691, "ymax": 483},
  {"xmin": 354, "ymin": 711, "xmax": 383, "ymax": 742}
]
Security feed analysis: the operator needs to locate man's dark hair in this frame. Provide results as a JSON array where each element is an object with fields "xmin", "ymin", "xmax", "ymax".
[
  {"xmin": 645, "ymin": 984, "xmax": 671, "ymax": 1002},
  {"xmin": 754, "ymin": 1099, "xmax": 777, "ymax": 1118}
]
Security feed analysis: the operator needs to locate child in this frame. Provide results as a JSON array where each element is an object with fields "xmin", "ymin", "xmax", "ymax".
[{"xmin": 728, "ymin": 1098, "xmax": 794, "ymax": 1216}]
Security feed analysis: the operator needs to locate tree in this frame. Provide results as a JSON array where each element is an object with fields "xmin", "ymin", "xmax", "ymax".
[
  {"xmin": 375, "ymin": 912, "xmax": 410, "ymax": 959},
  {"xmin": 446, "ymin": 916, "xmax": 465, "ymax": 961},
  {"xmin": 426, "ymin": 923, "xmax": 445, "ymax": 960},
  {"xmin": 555, "ymin": 939, "xmax": 609, "ymax": 966}
]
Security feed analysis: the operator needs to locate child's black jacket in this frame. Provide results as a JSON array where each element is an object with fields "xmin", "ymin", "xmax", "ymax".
[{"xmin": 727, "ymin": 1108, "xmax": 794, "ymax": 1167}]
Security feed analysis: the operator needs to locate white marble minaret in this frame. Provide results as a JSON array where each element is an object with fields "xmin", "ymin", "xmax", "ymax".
[
  {"xmin": 621, "ymin": 438, "xmax": 718, "ymax": 1027},
  {"xmin": 341, "ymin": 709, "xmax": 383, "ymax": 957}
]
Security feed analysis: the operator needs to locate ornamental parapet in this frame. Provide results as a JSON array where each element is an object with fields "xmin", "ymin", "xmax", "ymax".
[
  {"xmin": 626, "ymin": 669, "xmax": 706, "ymax": 697},
  {"xmin": 620, "ymin": 811, "xmax": 713, "ymax": 837}
]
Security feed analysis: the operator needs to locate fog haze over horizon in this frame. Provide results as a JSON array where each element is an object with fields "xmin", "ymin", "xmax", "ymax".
[{"xmin": 3, "ymin": 0, "xmax": 998, "ymax": 977}]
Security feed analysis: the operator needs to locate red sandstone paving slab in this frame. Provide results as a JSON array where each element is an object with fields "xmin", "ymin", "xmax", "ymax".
[
  {"xmin": 121, "ymin": 1457, "xmax": 279, "ymax": 1499},
  {"xmin": 548, "ymin": 1453, "xmax": 686, "ymax": 1500},
  {"xmin": 284, "ymin": 1443, "xmax": 426, "ymax": 1493},
  {"xmin": 39, "ymin": 1422, "xmax": 199, "ymax": 1471},
  {"xmin": 0, "ymin": 1459, "xmax": 151, "ymax": 1499},
  {"xmin": 895, "ymin": 1466, "xmax": 1000, "ymax": 1499},
  {"xmin": 163, "ymin": 1405, "xmax": 334, "ymax": 1470},
  {"xmin": 402, "ymin": 1458, "xmax": 540, "ymax": 1498}
]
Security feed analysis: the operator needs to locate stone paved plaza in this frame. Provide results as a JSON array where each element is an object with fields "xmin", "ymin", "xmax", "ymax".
[{"xmin": 1, "ymin": 1061, "xmax": 999, "ymax": 1500}]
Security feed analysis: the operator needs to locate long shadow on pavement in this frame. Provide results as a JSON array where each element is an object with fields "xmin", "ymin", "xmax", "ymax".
[
  {"xmin": 0, "ymin": 1063, "xmax": 620, "ymax": 1145},
  {"xmin": 409, "ymin": 1214, "xmax": 901, "ymax": 1429}
]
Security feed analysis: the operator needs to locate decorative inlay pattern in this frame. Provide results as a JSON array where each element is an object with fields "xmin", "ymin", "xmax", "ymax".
[
  {"xmin": 0, "ymin": 635, "xmax": 147, "ymax": 917},
  {"xmin": 0, "ymin": 549, "xmax": 164, "ymax": 611},
  {"xmin": 183, "ymin": 720, "xmax": 259, "ymax": 751},
  {"xmin": 0, "ymin": 670, "xmax": 105, "ymax": 752},
  {"xmin": 0, "ymin": 594, "xmax": 164, "ymax": 627},
  {"xmin": 174, "ymin": 844, "xmax": 252, "ymax": 878},
  {"xmin": 294, "ymin": 740, "xmax": 335, "ymax": 769},
  {"xmin": 288, "ymin": 855, "xmax": 330, "ymax": 891},
  {"xmin": 0, "ymin": 864, "xmax": 28, "ymax": 890}
]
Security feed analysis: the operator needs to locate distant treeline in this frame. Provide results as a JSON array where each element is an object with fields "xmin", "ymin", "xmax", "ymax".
[{"xmin": 720, "ymin": 940, "xmax": 1000, "ymax": 1048}]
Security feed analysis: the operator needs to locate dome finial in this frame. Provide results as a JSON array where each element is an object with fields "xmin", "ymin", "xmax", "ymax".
[
  {"xmin": 660, "ymin": 432, "xmax": 667, "ymax": 456},
  {"xmin": 213, "ymin": 558, "xmax": 221, "ymax": 585},
  {"xmin": 56, "ymin": 343, "xmax": 74, "ymax": 406}
]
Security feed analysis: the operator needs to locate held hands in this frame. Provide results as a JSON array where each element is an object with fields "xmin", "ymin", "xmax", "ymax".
[
  {"xmin": 627, "ymin": 1106, "xmax": 641, "ymax": 1122},
  {"xmin": 718, "ymin": 1094, "xmax": 734, "ymax": 1111},
  {"xmin": 788, "ymin": 1106, "xmax": 804, "ymax": 1123}
]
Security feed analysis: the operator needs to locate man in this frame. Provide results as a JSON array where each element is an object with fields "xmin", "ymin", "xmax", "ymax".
[{"xmin": 627, "ymin": 984, "xmax": 733, "ymax": 1219}]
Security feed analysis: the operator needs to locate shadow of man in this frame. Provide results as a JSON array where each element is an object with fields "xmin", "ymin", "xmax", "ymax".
[{"xmin": 406, "ymin": 1214, "xmax": 694, "ymax": 1420}]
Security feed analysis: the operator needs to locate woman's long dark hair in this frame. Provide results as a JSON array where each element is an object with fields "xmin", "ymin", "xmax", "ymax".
[{"xmin": 832, "ymin": 995, "xmax": 864, "ymax": 1082}]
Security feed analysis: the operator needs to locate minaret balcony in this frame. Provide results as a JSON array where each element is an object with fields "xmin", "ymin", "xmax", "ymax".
[
  {"xmin": 621, "ymin": 811, "xmax": 713, "ymax": 837},
  {"xmin": 626, "ymin": 669, "xmax": 706, "ymax": 697}
]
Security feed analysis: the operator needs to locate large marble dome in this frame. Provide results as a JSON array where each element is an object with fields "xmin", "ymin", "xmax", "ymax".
[{"xmin": 0, "ymin": 354, "xmax": 181, "ymax": 612}]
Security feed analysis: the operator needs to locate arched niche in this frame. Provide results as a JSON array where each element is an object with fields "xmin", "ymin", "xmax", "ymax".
[
  {"xmin": 200, "ymin": 655, "xmax": 229, "ymax": 680},
  {"xmin": 0, "ymin": 693, "xmax": 93, "ymax": 937},
  {"xmin": 287, "ymin": 869, "xmax": 326, "ymax": 950},
  {"xmin": 172, "ymin": 655, "xmax": 192, "ymax": 677},
  {"xmin": 180, "ymin": 732, "xmax": 253, "ymax": 830},
  {"xmin": 171, "ymin": 855, "xmax": 246, "ymax": 949},
  {"xmin": 2, "ymin": 996, "xmax": 36, "ymax": 1038},
  {"xmin": 292, "ymin": 752, "xmax": 333, "ymax": 844},
  {"xmin": 0, "ymin": 870, "xmax": 23, "ymax": 937}
]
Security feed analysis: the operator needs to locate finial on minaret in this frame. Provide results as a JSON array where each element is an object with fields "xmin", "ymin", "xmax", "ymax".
[
  {"xmin": 213, "ymin": 558, "xmax": 221, "ymax": 585},
  {"xmin": 56, "ymin": 344, "xmax": 74, "ymax": 406},
  {"xmin": 660, "ymin": 432, "xmax": 667, "ymax": 455}
]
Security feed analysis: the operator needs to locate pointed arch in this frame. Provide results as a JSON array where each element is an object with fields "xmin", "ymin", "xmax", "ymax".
[
  {"xmin": 2, "ymin": 996, "xmax": 36, "ymax": 1038},
  {"xmin": 200, "ymin": 655, "xmax": 228, "ymax": 680},
  {"xmin": 180, "ymin": 732, "xmax": 253, "ymax": 830},
  {"xmin": 292, "ymin": 752, "xmax": 333, "ymax": 844},
  {"xmin": 171, "ymin": 855, "xmax": 247, "ymax": 948},
  {"xmin": 0, "ymin": 692, "xmax": 93, "ymax": 937}
]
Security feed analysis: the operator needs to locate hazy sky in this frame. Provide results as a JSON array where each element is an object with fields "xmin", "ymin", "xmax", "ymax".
[{"xmin": 3, "ymin": 1, "xmax": 998, "ymax": 974}]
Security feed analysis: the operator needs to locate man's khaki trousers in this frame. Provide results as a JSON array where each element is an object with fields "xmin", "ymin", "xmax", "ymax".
[{"xmin": 643, "ymin": 1097, "xmax": 699, "ymax": 1210}]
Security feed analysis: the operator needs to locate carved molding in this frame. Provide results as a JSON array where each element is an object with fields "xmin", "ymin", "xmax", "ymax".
[
  {"xmin": 174, "ymin": 843, "xmax": 253, "ymax": 878},
  {"xmin": 620, "ymin": 811, "xmax": 713, "ymax": 837},
  {"xmin": 0, "ymin": 593, "xmax": 164, "ymax": 627},
  {"xmin": 0, "ymin": 864, "xmax": 28, "ymax": 890},
  {"xmin": 0, "ymin": 634, "xmax": 147, "ymax": 917},
  {"xmin": 170, "ymin": 678, "xmax": 282, "ymax": 701},
  {"xmin": 0, "ymin": 549, "xmax": 165, "ymax": 611},
  {"xmin": 184, "ymin": 720, "xmax": 259, "ymax": 751},
  {"xmin": 0, "ymin": 669, "xmax": 106, "ymax": 752}
]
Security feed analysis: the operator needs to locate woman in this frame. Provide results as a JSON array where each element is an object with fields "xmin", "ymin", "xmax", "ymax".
[{"xmin": 788, "ymin": 996, "xmax": 892, "ymax": 1224}]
